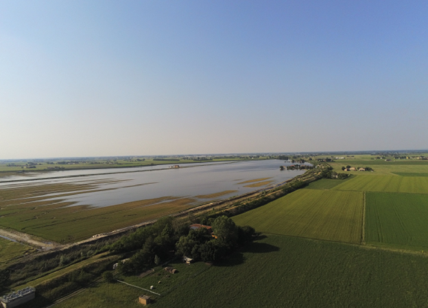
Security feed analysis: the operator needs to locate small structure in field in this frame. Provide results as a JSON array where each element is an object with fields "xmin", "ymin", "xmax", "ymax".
[
  {"xmin": 0, "ymin": 287, "xmax": 35, "ymax": 308},
  {"xmin": 139, "ymin": 295, "xmax": 151, "ymax": 305},
  {"xmin": 164, "ymin": 267, "xmax": 178, "ymax": 274},
  {"xmin": 183, "ymin": 256, "xmax": 194, "ymax": 264}
]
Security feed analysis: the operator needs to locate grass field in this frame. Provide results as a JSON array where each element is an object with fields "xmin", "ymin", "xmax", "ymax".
[
  {"xmin": 233, "ymin": 189, "xmax": 364, "ymax": 244},
  {"xmin": 0, "ymin": 238, "xmax": 33, "ymax": 269},
  {"xmin": 393, "ymin": 172, "xmax": 428, "ymax": 177},
  {"xmin": 304, "ymin": 178, "xmax": 350, "ymax": 190},
  {"xmin": 333, "ymin": 175, "xmax": 428, "ymax": 194},
  {"xmin": 0, "ymin": 197, "xmax": 194, "ymax": 243},
  {"xmin": 15, "ymin": 252, "xmax": 117, "ymax": 290},
  {"xmin": 0, "ymin": 180, "xmax": 199, "ymax": 243},
  {"xmin": 55, "ymin": 234, "xmax": 428, "ymax": 308},
  {"xmin": 329, "ymin": 159, "xmax": 428, "ymax": 175},
  {"xmin": 365, "ymin": 192, "xmax": 428, "ymax": 250}
]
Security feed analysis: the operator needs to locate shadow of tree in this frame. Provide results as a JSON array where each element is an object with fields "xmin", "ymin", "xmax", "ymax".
[
  {"xmin": 240, "ymin": 242, "xmax": 280, "ymax": 254},
  {"xmin": 215, "ymin": 237, "xmax": 279, "ymax": 267}
]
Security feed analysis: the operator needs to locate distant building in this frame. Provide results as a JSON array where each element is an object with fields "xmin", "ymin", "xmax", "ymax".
[{"xmin": 1, "ymin": 287, "xmax": 35, "ymax": 308}]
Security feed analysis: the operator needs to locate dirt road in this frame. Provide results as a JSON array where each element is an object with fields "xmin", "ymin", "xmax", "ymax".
[{"xmin": 0, "ymin": 228, "xmax": 61, "ymax": 250}]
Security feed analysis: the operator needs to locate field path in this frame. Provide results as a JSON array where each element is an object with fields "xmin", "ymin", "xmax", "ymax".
[{"xmin": 0, "ymin": 228, "xmax": 61, "ymax": 249}]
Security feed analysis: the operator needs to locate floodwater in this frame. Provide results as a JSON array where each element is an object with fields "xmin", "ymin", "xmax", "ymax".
[{"xmin": 0, "ymin": 160, "xmax": 309, "ymax": 208}]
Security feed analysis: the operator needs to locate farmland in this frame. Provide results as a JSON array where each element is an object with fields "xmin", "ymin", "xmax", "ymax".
[
  {"xmin": 233, "ymin": 189, "xmax": 364, "ymax": 244},
  {"xmin": 55, "ymin": 234, "xmax": 428, "ymax": 308},
  {"xmin": 365, "ymin": 192, "xmax": 428, "ymax": 250},
  {"xmin": 304, "ymin": 178, "xmax": 350, "ymax": 190},
  {"xmin": 332, "ymin": 175, "xmax": 428, "ymax": 194}
]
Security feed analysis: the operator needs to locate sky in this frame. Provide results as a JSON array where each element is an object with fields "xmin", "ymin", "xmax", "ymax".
[{"xmin": 1, "ymin": 1, "xmax": 427, "ymax": 159}]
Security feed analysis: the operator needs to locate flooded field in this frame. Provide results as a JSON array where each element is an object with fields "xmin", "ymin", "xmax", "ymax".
[
  {"xmin": 0, "ymin": 160, "xmax": 305, "ymax": 208},
  {"xmin": 0, "ymin": 160, "xmax": 308, "ymax": 242}
]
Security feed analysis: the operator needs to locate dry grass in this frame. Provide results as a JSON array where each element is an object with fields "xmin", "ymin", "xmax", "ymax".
[
  {"xmin": 244, "ymin": 181, "xmax": 273, "ymax": 188},
  {"xmin": 195, "ymin": 190, "xmax": 238, "ymax": 199}
]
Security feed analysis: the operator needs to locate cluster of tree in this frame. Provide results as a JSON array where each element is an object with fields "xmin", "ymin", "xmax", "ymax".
[
  {"xmin": 224, "ymin": 180, "xmax": 307, "ymax": 217},
  {"xmin": 153, "ymin": 158, "xmax": 180, "ymax": 161},
  {"xmin": 0, "ymin": 237, "xmax": 114, "ymax": 293},
  {"xmin": 176, "ymin": 216, "xmax": 255, "ymax": 263},
  {"xmin": 320, "ymin": 166, "xmax": 334, "ymax": 178},
  {"xmin": 331, "ymin": 172, "xmax": 350, "ymax": 179},
  {"xmin": 113, "ymin": 216, "xmax": 255, "ymax": 275},
  {"xmin": 277, "ymin": 155, "xmax": 289, "ymax": 160}
]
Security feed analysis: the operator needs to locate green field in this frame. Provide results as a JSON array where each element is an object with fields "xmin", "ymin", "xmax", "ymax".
[
  {"xmin": 366, "ymin": 192, "xmax": 428, "ymax": 250},
  {"xmin": 304, "ymin": 178, "xmax": 349, "ymax": 190},
  {"xmin": 0, "ymin": 238, "xmax": 33, "ymax": 268},
  {"xmin": 55, "ymin": 234, "xmax": 428, "ymax": 308},
  {"xmin": 233, "ymin": 189, "xmax": 364, "ymax": 244},
  {"xmin": 333, "ymin": 175, "xmax": 428, "ymax": 194},
  {"xmin": 393, "ymin": 172, "xmax": 428, "ymax": 177}
]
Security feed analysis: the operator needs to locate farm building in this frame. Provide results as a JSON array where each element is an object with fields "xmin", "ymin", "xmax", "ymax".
[
  {"xmin": 139, "ymin": 295, "xmax": 151, "ymax": 305},
  {"xmin": 0, "ymin": 287, "xmax": 35, "ymax": 308}
]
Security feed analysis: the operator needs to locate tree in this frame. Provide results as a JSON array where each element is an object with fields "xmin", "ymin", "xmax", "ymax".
[
  {"xmin": 154, "ymin": 255, "xmax": 161, "ymax": 266},
  {"xmin": 176, "ymin": 236, "xmax": 197, "ymax": 257},
  {"xmin": 199, "ymin": 240, "xmax": 219, "ymax": 262},
  {"xmin": 237, "ymin": 226, "xmax": 256, "ymax": 244},
  {"xmin": 103, "ymin": 271, "xmax": 115, "ymax": 283},
  {"xmin": 212, "ymin": 216, "xmax": 237, "ymax": 245}
]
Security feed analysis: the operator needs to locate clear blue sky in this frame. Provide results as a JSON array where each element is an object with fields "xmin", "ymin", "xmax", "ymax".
[{"xmin": 1, "ymin": 1, "xmax": 427, "ymax": 159}]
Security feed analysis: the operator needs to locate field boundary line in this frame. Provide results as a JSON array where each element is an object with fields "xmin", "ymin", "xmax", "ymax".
[
  {"xmin": 116, "ymin": 280, "xmax": 161, "ymax": 296},
  {"xmin": 361, "ymin": 192, "xmax": 366, "ymax": 245}
]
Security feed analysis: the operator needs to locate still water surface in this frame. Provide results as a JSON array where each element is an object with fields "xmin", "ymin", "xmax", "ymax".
[{"xmin": 0, "ymin": 160, "xmax": 307, "ymax": 208}]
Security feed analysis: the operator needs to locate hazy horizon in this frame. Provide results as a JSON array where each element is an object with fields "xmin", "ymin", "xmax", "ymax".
[
  {"xmin": 2, "ymin": 1, "xmax": 427, "ymax": 159},
  {"xmin": 2, "ymin": 148, "xmax": 428, "ymax": 161}
]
